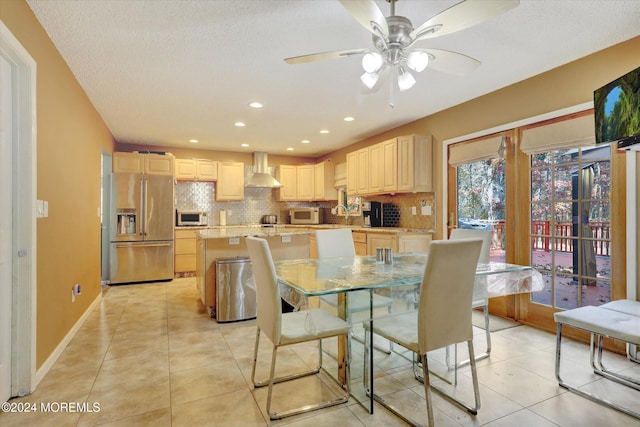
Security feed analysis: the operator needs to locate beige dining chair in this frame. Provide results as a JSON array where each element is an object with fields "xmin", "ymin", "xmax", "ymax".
[
  {"xmin": 246, "ymin": 236, "xmax": 351, "ymax": 420},
  {"xmin": 364, "ymin": 238, "xmax": 482, "ymax": 426},
  {"xmin": 315, "ymin": 228, "xmax": 394, "ymax": 353},
  {"xmin": 448, "ymin": 228, "xmax": 493, "ymax": 367}
]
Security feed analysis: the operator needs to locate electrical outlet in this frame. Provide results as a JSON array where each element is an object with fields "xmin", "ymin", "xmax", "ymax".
[
  {"xmin": 71, "ymin": 289, "xmax": 76, "ymax": 303},
  {"xmin": 411, "ymin": 206, "xmax": 417, "ymax": 215}
]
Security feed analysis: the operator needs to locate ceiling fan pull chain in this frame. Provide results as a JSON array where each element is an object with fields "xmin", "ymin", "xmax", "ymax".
[{"xmin": 389, "ymin": 67, "xmax": 395, "ymax": 109}]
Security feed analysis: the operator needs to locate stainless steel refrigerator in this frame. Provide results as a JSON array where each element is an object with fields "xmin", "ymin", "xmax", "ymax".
[{"xmin": 109, "ymin": 173, "xmax": 174, "ymax": 284}]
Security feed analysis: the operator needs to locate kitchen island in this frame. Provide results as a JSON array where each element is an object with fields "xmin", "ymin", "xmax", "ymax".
[{"xmin": 195, "ymin": 226, "xmax": 312, "ymax": 317}]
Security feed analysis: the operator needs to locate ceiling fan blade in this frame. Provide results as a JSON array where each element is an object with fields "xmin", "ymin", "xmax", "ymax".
[
  {"xmin": 418, "ymin": 48, "xmax": 480, "ymax": 76},
  {"xmin": 410, "ymin": 0, "xmax": 519, "ymax": 42},
  {"xmin": 284, "ymin": 49, "xmax": 368, "ymax": 64},
  {"xmin": 338, "ymin": 0, "xmax": 388, "ymax": 37}
]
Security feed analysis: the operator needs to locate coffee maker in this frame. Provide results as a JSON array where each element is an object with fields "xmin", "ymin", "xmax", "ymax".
[{"xmin": 362, "ymin": 201, "xmax": 382, "ymax": 227}]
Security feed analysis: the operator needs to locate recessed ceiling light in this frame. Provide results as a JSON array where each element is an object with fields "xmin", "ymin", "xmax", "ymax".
[
  {"xmin": 301, "ymin": 139, "xmax": 310, "ymax": 144},
  {"xmin": 344, "ymin": 116, "xmax": 355, "ymax": 122},
  {"xmin": 320, "ymin": 129, "xmax": 329, "ymax": 134},
  {"xmin": 235, "ymin": 122, "xmax": 246, "ymax": 127},
  {"xmin": 286, "ymin": 147, "xmax": 294, "ymax": 151},
  {"xmin": 249, "ymin": 102, "xmax": 263, "ymax": 109},
  {"xmin": 241, "ymin": 143, "xmax": 249, "ymax": 147},
  {"xmin": 189, "ymin": 139, "xmax": 199, "ymax": 143}
]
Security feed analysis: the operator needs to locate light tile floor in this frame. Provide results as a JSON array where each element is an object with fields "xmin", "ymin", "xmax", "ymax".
[{"xmin": 1, "ymin": 277, "xmax": 639, "ymax": 426}]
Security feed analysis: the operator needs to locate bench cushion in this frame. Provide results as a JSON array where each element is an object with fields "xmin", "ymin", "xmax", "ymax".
[
  {"xmin": 600, "ymin": 299, "xmax": 640, "ymax": 317},
  {"xmin": 554, "ymin": 305, "xmax": 640, "ymax": 345}
]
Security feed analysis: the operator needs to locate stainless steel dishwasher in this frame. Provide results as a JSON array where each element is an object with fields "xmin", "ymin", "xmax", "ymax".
[{"xmin": 215, "ymin": 257, "xmax": 256, "ymax": 322}]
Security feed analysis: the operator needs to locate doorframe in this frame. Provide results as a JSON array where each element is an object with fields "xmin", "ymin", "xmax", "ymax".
[{"xmin": 0, "ymin": 20, "xmax": 37, "ymax": 397}]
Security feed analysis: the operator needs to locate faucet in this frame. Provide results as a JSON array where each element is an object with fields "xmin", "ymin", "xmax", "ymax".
[{"xmin": 333, "ymin": 204, "xmax": 351, "ymax": 225}]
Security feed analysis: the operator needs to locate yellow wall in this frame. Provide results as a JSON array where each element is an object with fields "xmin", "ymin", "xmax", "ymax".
[{"xmin": 1, "ymin": 1, "xmax": 115, "ymax": 368}]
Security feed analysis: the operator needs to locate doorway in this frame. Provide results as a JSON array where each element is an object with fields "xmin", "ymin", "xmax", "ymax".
[
  {"xmin": 0, "ymin": 20, "xmax": 38, "ymax": 399},
  {"xmin": 0, "ymin": 53, "xmax": 13, "ymax": 404}
]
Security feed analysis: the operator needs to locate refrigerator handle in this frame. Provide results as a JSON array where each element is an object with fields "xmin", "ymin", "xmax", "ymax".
[{"xmin": 140, "ymin": 178, "xmax": 146, "ymax": 237}]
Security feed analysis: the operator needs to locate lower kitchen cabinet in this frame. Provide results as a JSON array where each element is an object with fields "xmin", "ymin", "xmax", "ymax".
[
  {"xmin": 397, "ymin": 233, "xmax": 431, "ymax": 253},
  {"xmin": 175, "ymin": 228, "xmax": 204, "ymax": 274},
  {"xmin": 366, "ymin": 233, "xmax": 397, "ymax": 256},
  {"xmin": 352, "ymin": 230, "xmax": 368, "ymax": 256}
]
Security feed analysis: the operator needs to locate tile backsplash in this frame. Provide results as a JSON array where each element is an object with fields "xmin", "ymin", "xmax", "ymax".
[{"xmin": 175, "ymin": 166, "xmax": 436, "ymax": 231}]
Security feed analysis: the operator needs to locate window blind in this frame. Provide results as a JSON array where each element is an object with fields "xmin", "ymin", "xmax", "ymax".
[
  {"xmin": 521, "ymin": 113, "xmax": 595, "ymax": 154},
  {"xmin": 448, "ymin": 135, "xmax": 504, "ymax": 167}
]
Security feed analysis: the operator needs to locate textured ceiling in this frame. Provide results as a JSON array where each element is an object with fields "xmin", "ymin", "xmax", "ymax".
[{"xmin": 27, "ymin": 0, "xmax": 640, "ymax": 157}]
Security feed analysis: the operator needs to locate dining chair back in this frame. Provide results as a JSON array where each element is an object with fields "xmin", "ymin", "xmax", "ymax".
[
  {"xmin": 315, "ymin": 228, "xmax": 394, "ymax": 354},
  {"xmin": 246, "ymin": 236, "xmax": 351, "ymax": 420},
  {"xmin": 450, "ymin": 228, "xmax": 491, "ymax": 263},
  {"xmin": 315, "ymin": 228, "xmax": 356, "ymax": 258},
  {"xmin": 418, "ymin": 238, "xmax": 483, "ymax": 354},
  {"xmin": 246, "ymin": 235, "xmax": 282, "ymax": 345},
  {"xmin": 448, "ymin": 228, "xmax": 493, "ymax": 367},
  {"xmin": 366, "ymin": 238, "xmax": 482, "ymax": 426}
]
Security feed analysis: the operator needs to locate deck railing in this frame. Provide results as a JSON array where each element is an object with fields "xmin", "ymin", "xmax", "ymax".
[{"xmin": 470, "ymin": 220, "xmax": 610, "ymax": 256}]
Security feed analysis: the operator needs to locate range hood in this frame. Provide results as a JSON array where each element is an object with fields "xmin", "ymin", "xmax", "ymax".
[{"xmin": 245, "ymin": 152, "xmax": 283, "ymax": 188}]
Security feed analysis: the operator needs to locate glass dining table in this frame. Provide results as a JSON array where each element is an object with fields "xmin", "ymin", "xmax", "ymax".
[{"xmin": 274, "ymin": 252, "xmax": 544, "ymax": 414}]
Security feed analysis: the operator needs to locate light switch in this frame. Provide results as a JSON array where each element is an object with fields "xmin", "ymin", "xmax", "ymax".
[
  {"xmin": 36, "ymin": 200, "xmax": 44, "ymax": 218},
  {"xmin": 421, "ymin": 205, "xmax": 431, "ymax": 216},
  {"xmin": 411, "ymin": 206, "xmax": 417, "ymax": 215},
  {"xmin": 43, "ymin": 201, "xmax": 48, "ymax": 217}
]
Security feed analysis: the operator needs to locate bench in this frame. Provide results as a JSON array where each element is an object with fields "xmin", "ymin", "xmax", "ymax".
[{"xmin": 554, "ymin": 301, "xmax": 640, "ymax": 419}]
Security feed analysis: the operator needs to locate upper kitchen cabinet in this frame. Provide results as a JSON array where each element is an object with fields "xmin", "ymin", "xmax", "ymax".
[
  {"xmin": 296, "ymin": 165, "xmax": 314, "ymax": 200},
  {"xmin": 397, "ymin": 134, "xmax": 432, "ymax": 192},
  {"xmin": 215, "ymin": 162, "xmax": 244, "ymax": 201},
  {"xmin": 276, "ymin": 165, "xmax": 297, "ymax": 201},
  {"xmin": 346, "ymin": 148, "xmax": 369, "ymax": 196},
  {"xmin": 313, "ymin": 161, "xmax": 338, "ymax": 200},
  {"xmin": 175, "ymin": 159, "xmax": 218, "ymax": 181},
  {"xmin": 345, "ymin": 134, "xmax": 432, "ymax": 195},
  {"xmin": 277, "ymin": 162, "xmax": 336, "ymax": 201},
  {"xmin": 113, "ymin": 152, "xmax": 174, "ymax": 175}
]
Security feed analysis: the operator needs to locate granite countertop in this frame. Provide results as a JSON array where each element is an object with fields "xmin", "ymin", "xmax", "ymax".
[
  {"xmin": 185, "ymin": 224, "xmax": 435, "ymax": 236},
  {"xmin": 196, "ymin": 225, "xmax": 313, "ymax": 239}
]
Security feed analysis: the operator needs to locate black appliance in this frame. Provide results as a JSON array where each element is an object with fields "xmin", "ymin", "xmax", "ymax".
[
  {"xmin": 382, "ymin": 203, "xmax": 400, "ymax": 227},
  {"xmin": 362, "ymin": 201, "xmax": 382, "ymax": 227}
]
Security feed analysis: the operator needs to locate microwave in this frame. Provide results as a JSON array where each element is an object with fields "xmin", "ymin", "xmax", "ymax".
[
  {"xmin": 177, "ymin": 211, "xmax": 208, "ymax": 226},
  {"xmin": 289, "ymin": 207, "xmax": 321, "ymax": 225}
]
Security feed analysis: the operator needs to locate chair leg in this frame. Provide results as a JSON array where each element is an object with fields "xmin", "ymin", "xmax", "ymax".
[
  {"xmin": 446, "ymin": 305, "xmax": 492, "ymax": 370},
  {"xmin": 253, "ymin": 328, "xmax": 350, "ymax": 420}
]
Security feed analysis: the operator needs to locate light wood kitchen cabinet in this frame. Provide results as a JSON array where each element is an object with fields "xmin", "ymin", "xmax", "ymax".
[
  {"xmin": 276, "ymin": 165, "xmax": 297, "ymax": 201},
  {"xmin": 352, "ymin": 230, "xmax": 368, "ymax": 256},
  {"xmin": 397, "ymin": 134, "xmax": 432, "ymax": 192},
  {"xmin": 175, "ymin": 228, "xmax": 204, "ymax": 274},
  {"xmin": 113, "ymin": 152, "xmax": 174, "ymax": 175},
  {"xmin": 366, "ymin": 232, "xmax": 397, "ymax": 256},
  {"xmin": 382, "ymin": 138, "xmax": 398, "ymax": 192},
  {"xmin": 175, "ymin": 159, "xmax": 218, "ymax": 181},
  {"xmin": 397, "ymin": 233, "xmax": 431, "ymax": 253},
  {"xmin": 356, "ymin": 149, "xmax": 369, "ymax": 195},
  {"xmin": 215, "ymin": 162, "xmax": 244, "ymax": 200},
  {"xmin": 296, "ymin": 165, "xmax": 314, "ymax": 200},
  {"xmin": 368, "ymin": 143, "xmax": 384, "ymax": 193},
  {"xmin": 313, "ymin": 161, "xmax": 338, "ymax": 200},
  {"xmin": 346, "ymin": 151, "xmax": 358, "ymax": 195}
]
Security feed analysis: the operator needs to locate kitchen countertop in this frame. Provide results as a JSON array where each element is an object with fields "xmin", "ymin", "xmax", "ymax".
[
  {"xmin": 196, "ymin": 226, "xmax": 313, "ymax": 239},
  {"xmin": 183, "ymin": 224, "xmax": 435, "ymax": 236}
]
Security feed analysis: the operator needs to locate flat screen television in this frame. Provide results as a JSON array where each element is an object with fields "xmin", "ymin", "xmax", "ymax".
[{"xmin": 593, "ymin": 65, "xmax": 640, "ymax": 149}]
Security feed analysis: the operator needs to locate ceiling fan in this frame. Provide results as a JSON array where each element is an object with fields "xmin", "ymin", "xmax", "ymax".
[{"xmin": 285, "ymin": 0, "xmax": 519, "ymax": 96}]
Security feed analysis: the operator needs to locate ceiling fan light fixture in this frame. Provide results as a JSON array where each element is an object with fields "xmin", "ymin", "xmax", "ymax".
[
  {"xmin": 361, "ymin": 52, "xmax": 383, "ymax": 73},
  {"xmin": 360, "ymin": 71, "xmax": 380, "ymax": 89},
  {"xmin": 397, "ymin": 66, "xmax": 416, "ymax": 92},
  {"xmin": 406, "ymin": 51, "xmax": 429, "ymax": 72}
]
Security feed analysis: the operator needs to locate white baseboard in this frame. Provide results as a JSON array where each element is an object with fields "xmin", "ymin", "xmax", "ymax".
[{"xmin": 34, "ymin": 291, "xmax": 104, "ymax": 387}]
